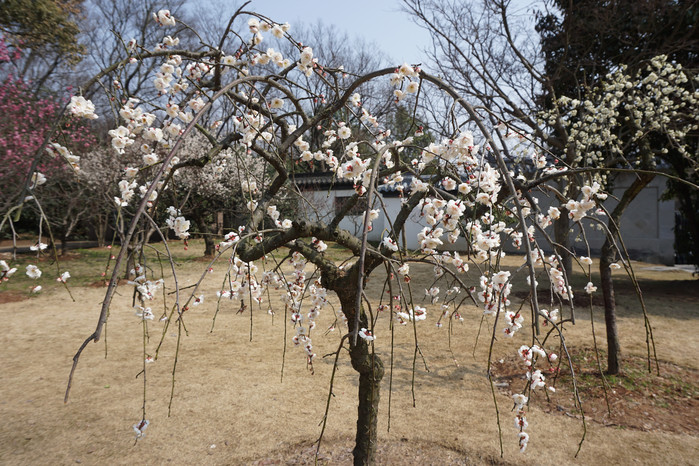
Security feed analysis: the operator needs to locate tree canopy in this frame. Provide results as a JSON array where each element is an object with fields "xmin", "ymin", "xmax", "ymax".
[{"xmin": 0, "ymin": 0, "xmax": 85, "ymax": 62}]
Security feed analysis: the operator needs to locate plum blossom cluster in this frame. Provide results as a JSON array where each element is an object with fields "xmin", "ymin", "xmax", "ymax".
[
  {"xmin": 173, "ymin": 136, "xmax": 266, "ymax": 221},
  {"xmin": 390, "ymin": 63, "xmax": 421, "ymax": 101},
  {"xmin": 153, "ymin": 9, "xmax": 176, "ymax": 27},
  {"xmin": 284, "ymin": 252, "xmax": 329, "ymax": 367},
  {"xmin": 128, "ymin": 265, "xmax": 164, "ymax": 302},
  {"xmin": 46, "ymin": 143, "xmax": 81, "ymax": 172},
  {"xmin": 216, "ymin": 255, "xmax": 262, "ymax": 306},
  {"xmin": 416, "ymin": 197, "xmax": 467, "ymax": 248},
  {"xmin": 68, "ymin": 96, "xmax": 98, "ymax": 120},
  {"xmin": 247, "ymin": 17, "xmax": 291, "ymax": 47},
  {"xmin": 478, "ymin": 271, "xmax": 511, "ymax": 316},
  {"xmin": 513, "ymin": 393, "xmax": 529, "ymax": 452},
  {"xmin": 564, "ymin": 181, "xmax": 607, "ymax": 222},
  {"xmin": 217, "ymin": 230, "xmax": 241, "ymax": 252},
  {"xmin": 540, "ymin": 308, "xmax": 560, "ymax": 327},
  {"xmin": 395, "ymin": 305, "xmax": 427, "ymax": 324},
  {"xmin": 541, "ymin": 55, "xmax": 699, "ymax": 166},
  {"xmin": 401, "ymin": 130, "xmax": 515, "ymax": 263},
  {"xmin": 512, "ymin": 344, "xmax": 558, "ymax": 452},
  {"xmin": 165, "ymin": 206, "xmax": 190, "ymax": 239}
]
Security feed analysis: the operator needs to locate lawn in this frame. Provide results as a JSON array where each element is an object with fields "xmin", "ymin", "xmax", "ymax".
[{"xmin": 1, "ymin": 240, "xmax": 697, "ymax": 465}]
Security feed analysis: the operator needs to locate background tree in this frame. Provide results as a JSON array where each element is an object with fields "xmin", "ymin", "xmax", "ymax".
[
  {"xmin": 403, "ymin": 0, "xmax": 698, "ymax": 375},
  {"xmin": 171, "ymin": 134, "xmax": 264, "ymax": 256},
  {"xmin": 535, "ymin": 0, "xmax": 699, "ymax": 373},
  {"xmin": 0, "ymin": 72, "xmax": 96, "ymax": 247},
  {"xmin": 0, "ymin": 0, "xmax": 86, "ymax": 90},
  {"xmin": 78, "ymin": 0, "xmax": 192, "ymax": 103},
  {"xmin": 78, "ymin": 145, "xmax": 126, "ymax": 246},
  {"xmin": 403, "ymin": 0, "xmax": 582, "ymax": 270}
]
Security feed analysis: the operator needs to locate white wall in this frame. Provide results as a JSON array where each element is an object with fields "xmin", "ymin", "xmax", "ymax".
[{"xmin": 303, "ymin": 174, "xmax": 676, "ymax": 264}]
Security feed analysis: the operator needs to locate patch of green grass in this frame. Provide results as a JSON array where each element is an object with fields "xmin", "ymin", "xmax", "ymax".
[
  {"xmin": 1, "ymin": 247, "xmax": 112, "ymax": 295},
  {"xmin": 0, "ymin": 240, "xmax": 211, "ymax": 297},
  {"xmin": 560, "ymin": 346, "xmax": 698, "ymax": 404}
]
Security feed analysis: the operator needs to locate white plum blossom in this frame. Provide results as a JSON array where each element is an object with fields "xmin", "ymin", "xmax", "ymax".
[
  {"xmin": 405, "ymin": 81, "xmax": 420, "ymax": 93},
  {"xmin": 312, "ymin": 237, "xmax": 327, "ymax": 252},
  {"xmin": 26, "ymin": 265, "xmax": 42, "ymax": 279},
  {"xmin": 165, "ymin": 207, "xmax": 191, "ymax": 239},
  {"xmin": 68, "ymin": 96, "xmax": 98, "ymax": 119},
  {"xmin": 192, "ymin": 295, "xmax": 204, "ymax": 306},
  {"xmin": 30, "ymin": 172, "xmax": 46, "ymax": 188},
  {"xmin": 154, "ymin": 10, "xmax": 175, "ymax": 27},
  {"xmin": 382, "ymin": 236, "xmax": 398, "ymax": 252},
  {"xmin": 271, "ymin": 24, "xmax": 285, "ymax": 38},
  {"xmin": 30, "ymin": 242, "xmax": 48, "ymax": 252},
  {"xmin": 518, "ymin": 432, "xmax": 529, "ymax": 453},
  {"xmin": 133, "ymin": 419, "xmax": 150, "ymax": 438},
  {"xmin": 337, "ymin": 123, "xmax": 351, "ymax": 140},
  {"xmin": 358, "ymin": 328, "xmax": 375, "ymax": 342},
  {"xmin": 425, "ymin": 286, "xmax": 440, "ymax": 303},
  {"xmin": 396, "ymin": 306, "xmax": 427, "ymax": 323}
]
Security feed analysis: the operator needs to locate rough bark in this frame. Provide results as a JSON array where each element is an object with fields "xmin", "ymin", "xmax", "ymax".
[
  {"xmin": 673, "ymin": 181, "xmax": 699, "ymax": 270},
  {"xmin": 337, "ymin": 283, "xmax": 383, "ymax": 465},
  {"xmin": 350, "ymin": 337, "xmax": 384, "ymax": 465},
  {"xmin": 60, "ymin": 232, "xmax": 68, "ymax": 256}
]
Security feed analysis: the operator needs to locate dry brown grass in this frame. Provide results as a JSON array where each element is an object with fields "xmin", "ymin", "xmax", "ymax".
[{"xmin": 1, "ymin": 243, "xmax": 697, "ymax": 465}]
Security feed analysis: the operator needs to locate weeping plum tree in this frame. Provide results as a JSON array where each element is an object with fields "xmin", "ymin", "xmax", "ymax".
[{"xmin": 2, "ymin": 4, "xmax": 683, "ymax": 465}]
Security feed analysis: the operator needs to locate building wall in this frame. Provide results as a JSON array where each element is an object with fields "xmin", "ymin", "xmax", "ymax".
[
  {"xmin": 572, "ymin": 175, "xmax": 674, "ymax": 264},
  {"xmin": 304, "ymin": 174, "xmax": 675, "ymax": 264},
  {"xmin": 507, "ymin": 174, "xmax": 675, "ymax": 264}
]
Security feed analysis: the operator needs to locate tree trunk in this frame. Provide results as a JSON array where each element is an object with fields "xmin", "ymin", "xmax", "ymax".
[
  {"xmin": 674, "ymin": 184, "xmax": 699, "ymax": 269},
  {"xmin": 337, "ymin": 289, "xmax": 384, "ymax": 465},
  {"xmin": 349, "ymin": 338, "xmax": 384, "ymax": 465},
  {"xmin": 194, "ymin": 215, "xmax": 215, "ymax": 257},
  {"xmin": 600, "ymin": 173, "xmax": 654, "ymax": 374},
  {"xmin": 124, "ymin": 240, "xmax": 138, "ymax": 279},
  {"xmin": 96, "ymin": 211, "xmax": 108, "ymax": 247},
  {"xmin": 600, "ymin": 241, "xmax": 620, "ymax": 374}
]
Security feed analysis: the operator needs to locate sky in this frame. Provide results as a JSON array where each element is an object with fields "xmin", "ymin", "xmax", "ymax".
[
  {"xmin": 195, "ymin": 0, "xmax": 544, "ymax": 69},
  {"xmin": 203, "ymin": 0, "xmax": 434, "ymax": 64}
]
